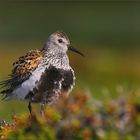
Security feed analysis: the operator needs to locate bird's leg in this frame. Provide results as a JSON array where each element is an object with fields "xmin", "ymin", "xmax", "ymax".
[
  {"xmin": 40, "ymin": 103, "xmax": 45, "ymax": 116},
  {"xmin": 28, "ymin": 101, "xmax": 32, "ymax": 116}
]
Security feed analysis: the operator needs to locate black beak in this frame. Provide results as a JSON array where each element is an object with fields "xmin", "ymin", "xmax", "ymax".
[{"xmin": 68, "ymin": 46, "xmax": 84, "ymax": 57}]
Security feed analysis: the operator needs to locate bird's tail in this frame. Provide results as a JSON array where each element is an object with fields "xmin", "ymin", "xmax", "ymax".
[{"xmin": 0, "ymin": 79, "xmax": 12, "ymax": 100}]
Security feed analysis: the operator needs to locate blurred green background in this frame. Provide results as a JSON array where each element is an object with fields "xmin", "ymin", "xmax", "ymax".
[{"xmin": 0, "ymin": 0, "xmax": 140, "ymax": 120}]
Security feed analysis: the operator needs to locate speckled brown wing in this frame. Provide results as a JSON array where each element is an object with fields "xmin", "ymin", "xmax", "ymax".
[
  {"xmin": 0, "ymin": 50, "xmax": 44, "ymax": 95},
  {"xmin": 12, "ymin": 50, "xmax": 44, "ymax": 79}
]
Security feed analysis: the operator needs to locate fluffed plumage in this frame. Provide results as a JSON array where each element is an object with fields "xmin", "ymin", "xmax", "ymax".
[{"xmin": 0, "ymin": 31, "xmax": 84, "ymax": 114}]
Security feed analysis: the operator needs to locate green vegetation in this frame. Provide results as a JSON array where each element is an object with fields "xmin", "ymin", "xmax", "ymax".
[{"xmin": 0, "ymin": 91, "xmax": 140, "ymax": 140}]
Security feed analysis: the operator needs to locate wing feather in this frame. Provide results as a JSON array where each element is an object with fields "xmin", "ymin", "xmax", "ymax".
[{"xmin": 0, "ymin": 50, "xmax": 44, "ymax": 96}]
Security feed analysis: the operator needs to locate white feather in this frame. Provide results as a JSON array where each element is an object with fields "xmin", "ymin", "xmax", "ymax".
[{"xmin": 5, "ymin": 66, "xmax": 46, "ymax": 100}]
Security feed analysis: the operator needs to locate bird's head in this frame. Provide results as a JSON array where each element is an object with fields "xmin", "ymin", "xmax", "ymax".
[{"xmin": 43, "ymin": 31, "xmax": 84, "ymax": 56}]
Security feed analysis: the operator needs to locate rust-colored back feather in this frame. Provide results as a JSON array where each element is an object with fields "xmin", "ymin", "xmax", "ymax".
[
  {"xmin": 12, "ymin": 50, "xmax": 44, "ymax": 78},
  {"xmin": 0, "ymin": 50, "xmax": 45, "ymax": 96}
]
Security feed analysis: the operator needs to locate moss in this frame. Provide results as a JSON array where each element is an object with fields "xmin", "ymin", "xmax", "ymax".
[{"xmin": 0, "ymin": 91, "xmax": 140, "ymax": 140}]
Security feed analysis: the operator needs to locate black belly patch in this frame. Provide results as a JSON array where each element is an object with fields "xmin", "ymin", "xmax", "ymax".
[
  {"xmin": 61, "ymin": 70, "xmax": 74, "ymax": 91},
  {"xmin": 25, "ymin": 66, "xmax": 74, "ymax": 103}
]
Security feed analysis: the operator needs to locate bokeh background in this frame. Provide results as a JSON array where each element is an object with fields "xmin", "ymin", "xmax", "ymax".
[{"xmin": 0, "ymin": 1, "xmax": 140, "ymax": 120}]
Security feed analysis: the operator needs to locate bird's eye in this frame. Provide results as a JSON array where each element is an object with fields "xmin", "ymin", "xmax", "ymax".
[{"xmin": 58, "ymin": 39, "xmax": 63, "ymax": 43}]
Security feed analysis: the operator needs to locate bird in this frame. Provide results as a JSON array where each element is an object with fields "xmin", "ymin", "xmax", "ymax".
[{"xmin": 0, "ymin": 31, "xmax": 84, "ymax": 115}]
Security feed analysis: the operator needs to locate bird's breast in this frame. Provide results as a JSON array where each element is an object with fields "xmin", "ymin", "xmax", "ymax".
[{"xmin": 28, "ymin": 65, "xmax": 75, "ymax": 103}]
